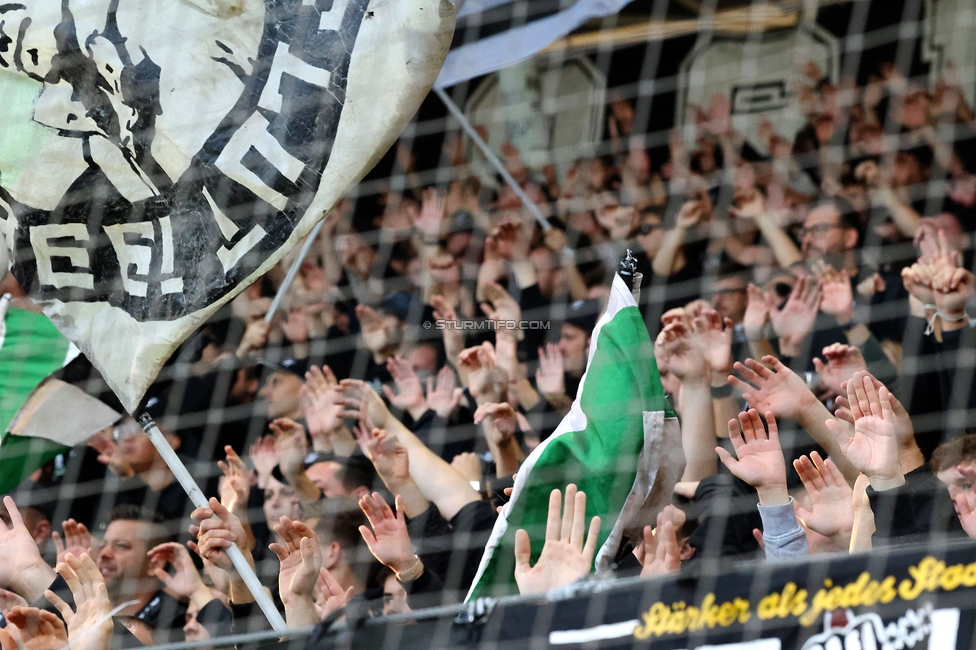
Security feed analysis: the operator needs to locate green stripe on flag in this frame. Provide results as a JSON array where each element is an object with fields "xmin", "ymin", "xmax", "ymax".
[
  {"xmin": 0, "ymin": 306, "xmax": 71, "ymax": 492},
  {"xmin": 467, "ymin": 279, "xmax": 674, "ymax": 599}
]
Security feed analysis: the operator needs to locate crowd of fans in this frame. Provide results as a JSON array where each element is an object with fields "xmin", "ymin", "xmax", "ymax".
[{"xmin": 3, "ymin": 55, "xmax": 976, "ymax": 648}]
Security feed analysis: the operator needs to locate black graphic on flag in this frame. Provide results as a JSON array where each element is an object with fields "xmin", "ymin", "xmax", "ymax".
[{"xmin": 0, "ymin": 0, "xmax": 367, "ymax": 322}]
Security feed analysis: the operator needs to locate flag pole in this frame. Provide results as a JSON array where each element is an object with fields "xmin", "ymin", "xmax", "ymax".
[
  {"xmin": 434, "ymin": 87, "xmax": 551, "ymax": 232},
  {"xmin": 264, "ymin": 219, "xmax": 325, "ymax": 324},
  {"xmin": 137, "ymin": 413, "xmax": 288, "ymax": 632}
]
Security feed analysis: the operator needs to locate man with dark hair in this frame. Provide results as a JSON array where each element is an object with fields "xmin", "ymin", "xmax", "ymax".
[
  {"xmin": 305, "ymin": 453, "xmax": 376, "ymax": 501},
  {"xmin": 96, "ymin": 505, "xmax": 187, "ymax": 639},
  {"xmin": 311, "ymin": 497, "xmax": 369, "ymax": 597},
  {"xmin": 799, "ymin": 196, "xmax": 862, "ymax": 263}
]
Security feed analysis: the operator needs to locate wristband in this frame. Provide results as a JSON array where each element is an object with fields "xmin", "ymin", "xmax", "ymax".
[
  {"xmin": 867, "ymin": 474, "xmax": 906, "ymax": 492},
  {"xmin": 710, "ymin": 384, "xmax": 733, "ymax": 398},
  {"xmin": 394, "ymin": 556, "xmax": 424, "ymax": 583}
]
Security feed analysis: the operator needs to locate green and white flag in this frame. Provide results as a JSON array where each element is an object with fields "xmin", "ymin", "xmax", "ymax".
[
  {"xmin": 0, "ymin": 297, "xmax": 119, "ymax": 493},
  {"xmin": 466, "ymin": 274, "xmax": 683, "ymax": 601}
]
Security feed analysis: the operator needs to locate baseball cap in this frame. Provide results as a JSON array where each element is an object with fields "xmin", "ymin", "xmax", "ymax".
[
  {"xmin": 258, "ymin": 356, "xmax": 310, "ymax": 378},
  {"xmin": 563, "ymin": 298, "xmax": 601, "ymax": 335}
]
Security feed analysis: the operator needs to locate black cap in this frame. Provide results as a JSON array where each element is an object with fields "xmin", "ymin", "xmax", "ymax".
[
  {"xmin": 259, "ymin": 357, "xmax": 310, "ymax": 378},
  {"xmin": 379, "ymin": 290, "xmax": 412, "ymax": 322},
  {"xmin": 563, "ymin": 299, "xmax": 600, "ymax": 335}
]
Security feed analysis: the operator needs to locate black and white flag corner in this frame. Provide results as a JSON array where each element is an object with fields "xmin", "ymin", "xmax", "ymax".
[{"xmin": 0, "ymin": 0, "xmax": 456, "ymax": 412}]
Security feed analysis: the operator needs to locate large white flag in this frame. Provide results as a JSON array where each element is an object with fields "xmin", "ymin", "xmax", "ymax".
[{"xmin": 0, "ymin": 0, "xmax": 456, "ymax": 412}]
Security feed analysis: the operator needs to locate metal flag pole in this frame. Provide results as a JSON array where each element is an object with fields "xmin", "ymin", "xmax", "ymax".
[
  {"xmin": 265, "ymin": 219, "xmax": 326, "ymax": 324},
  {"xmin": 434, "ymin": 87, "xmax": 551, "ymax": 232},
  {"xmin": 137, "ymin": 413, "xmax": 288, "ymax": 632}
]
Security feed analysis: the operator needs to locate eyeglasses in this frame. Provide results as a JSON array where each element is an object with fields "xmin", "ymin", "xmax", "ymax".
[
  {"xmin": 637, "ymin": 223, "xmax": 659, "ymax": 235},
  {"xmin": 798, "ymin": 223, "xmax": 843, "ymax": 237}
]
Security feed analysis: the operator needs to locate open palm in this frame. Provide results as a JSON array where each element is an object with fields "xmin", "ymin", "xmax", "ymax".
[
  {"xmin": 828, "ymin": 372, "xmax": 901, "ymax": 486},
  {"xmin": 729, "ymin": 356, "xmax": 814, "ymax": 421}
]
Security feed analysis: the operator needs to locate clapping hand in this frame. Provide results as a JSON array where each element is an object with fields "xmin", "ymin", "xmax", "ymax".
[
  {"xmin": 812, "ymin": 343, "xmax": 867, "ymax": 399},
  {"xmin": 52, "ymin": 519, "xmax": 93, "ymax": 566},
  {"xmin": 146, "ymin": 543, "xmax": 210, "ymax": 605},
  {"xmin": 0, "ymin": 606, "xmax": 67, "ymax": 650},
  {"xmin": 513, "ymin": 485, "xmax": 601, "ymax": 596},
  {"xmin": 769, "ymin": 276, "xmax": 821, "ymax": 357},
  {"xmin": 474, "ymin": 402, "xmax": 518, "ymax": 447},
  {"xmin": 44, "ymin": 553, "xmax": 111, "ymax": 650}
]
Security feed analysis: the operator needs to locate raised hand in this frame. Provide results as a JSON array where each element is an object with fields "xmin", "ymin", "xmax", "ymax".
[
  {"xmin": 742, "ymin": 284, "xmax": 772, "ymax": 341},
  {"xmin": 812, "ymin": 343, "xmax": 867, "ymax": 398},
  {"xmin": 716, "ymin": 410, "xmax": 789, "ymax": 505},
  {"xmin": 426, "ymin": 366, "xmax": 462, "ymax": 419},
  {"xmin": 638, "ymin": 506, "xmax": 681, "ymax": 578},
  {"xmin": 513, "ymin": 485, "xmax": 601, "ymax": 596},
  {"xmin": 270, "ymin": 418, "xmax": 309, "ymax": 480},
  {"xmin": 248, "ymin": 435, "xmax": 278, "ymax": 489},
  {"xmin": 269, "ymin": 517, "xmax": 322, "ymax": 606},
  {"xmin": 481, "ymin": 281, "xmax": 522, "ymax": 324},
  {"xmin": 146, "ymin": 543, "xmax": 210, "ymax": 604},
  {"xmin": 932, "ymin": 266, "xmax": 975, "ymax": 317},
  {"xmin": 769, "ymin": 276, "xmax": 821, "ymax": 356},
  {"xmin": 429, "ymin": 294, "xmax": 458, "ymax": 324},
  {"xmin": 459, "ymin": 342, "xmax": 502, "ymax": 401},
  {"xmin": 356, "ymin": 304, "xmax": 391, "ymax": 357},
  {"xmin": 413, "ymin": 188, "xmax": 447, "ymax": 239},
  {"xmin": 535, "ymin": 343, "xmax": 566, "ymax": 396},
  {"xmin": 827, "ymin": 373, "xmax": 903, "ymax": 489},
  {"xmin": 301, "ymin": 365, "xmax": 343, "ymax": 442},
  {"xmin": 188, "ymin": 498, "xmax": 250, "ymax": 572},
  {"xmin": 218, "ymin": 446, "xmax": 252, "ymax": 514},
  {"xmin": 474, "ymin": 402, "xmax": 518, "ymax": 447},
  {"xmin": 358, "ymin": 493, "xmax": 417, "ymax": 575},
  {"xmin": 728, "ymin": 356, "xmax": 818, "ymax": 422},
  {"xmin": 45, "ymin": 553, "xmax": 113, "ymax": 650},
  {"xmin": 353, "ymin": 426, "xmax": 410, "ymax": 487},
  {"xmin": 2, "ymin": 606, "xmax": 67, "ymax": 650},
  {"xmin": 0, "ymin": 496, "xmax": 53, "ymax": 603},
  {"xmin": 655, "ymin": 322, "xmax": 708, "ymax": 384},
  {"xmin": 793, "ymin": 452, "xmax": 854, "ymax": 548},
  {"xmin": 383, "ymin": 357, "xmax": 428, "ymax": 418},
  {"xmin": 338, "ymin": 379, "xmax": 393, "ymax": 430},
  {"xmin": 691, "ymin": 308, "xmax": 733, "ymax": 377},
  {"xmin": 814, "ymin": 262, "xmax": 855, "ymax": 323},
  {"xmin": 52, "ymin": 519, "xmax": 93, "ymax": 567},
  {"xmin": 313, "ymin": 568, "xmax": 355, "ymax": 621}
]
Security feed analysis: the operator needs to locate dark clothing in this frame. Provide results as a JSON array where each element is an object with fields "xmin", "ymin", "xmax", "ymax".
[
  {"xmin": 404, "ymin": 499, "xmax": 496, "ymax": 598},
  {"xmin": 867, "ymin": 464, "xmax": 964, "ymax": 541},
  {"xmin": 134, "ymin": 590, "xmax": 189, "ymax": 639},
  {"xmin": 686, "ymin": 474, "xmax": 763, "ymax": 561}
]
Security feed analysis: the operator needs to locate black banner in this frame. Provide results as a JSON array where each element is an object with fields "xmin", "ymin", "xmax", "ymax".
[{"xmin": 326, "ymin": 539, "xmax": 976, "ymax": 649}]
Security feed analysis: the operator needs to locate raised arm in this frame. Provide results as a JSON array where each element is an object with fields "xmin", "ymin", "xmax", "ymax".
[
  {"xmin": 729, "ymin": 356, "xmax": 859, "ymax": 482},
  {"xmin": 339, "ymin": 380, "xmax": 481, "ymax": 521}
]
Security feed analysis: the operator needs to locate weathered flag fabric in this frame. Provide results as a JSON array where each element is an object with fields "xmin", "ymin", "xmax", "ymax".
[
  {"xmin": 0, "ymin": 0, "xmax": 456, "ymax": 412},
  {"xmin": 465, "ymin": 273, "xmax": 682, "ymax": 601}
]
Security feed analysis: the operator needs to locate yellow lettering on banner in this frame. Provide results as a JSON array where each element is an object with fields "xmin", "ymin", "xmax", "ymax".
[
  {"xmin": 634, "ymin": 555, "xmax": 976, "ymax": 640},
  {"xmin": 758, "ymin": 583, "xmax": 808, "ymax": 620},
  {"xmin": 632, "ymin": 594, "xmax": 751, "ymax": 639}
]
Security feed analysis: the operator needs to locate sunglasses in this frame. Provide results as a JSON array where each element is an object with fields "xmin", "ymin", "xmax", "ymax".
[{"xmin": 637, "ymin": 223, "xmax": 659, "ymax": 235}]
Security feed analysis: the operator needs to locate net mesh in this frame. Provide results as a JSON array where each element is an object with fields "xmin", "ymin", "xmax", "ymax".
[{"xmin": 4, "ymin": 0, "xmax": 976, "ymax": 647}]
